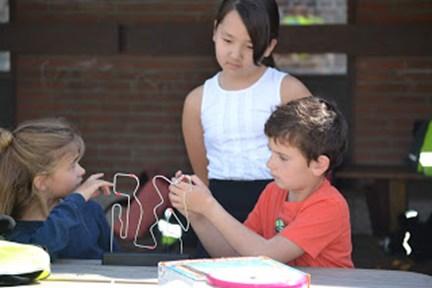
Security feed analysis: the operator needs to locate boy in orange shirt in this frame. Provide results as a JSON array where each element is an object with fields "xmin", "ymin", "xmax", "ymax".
[{"xmin": 170, "ymin": 97, "xmax": 353, "ymax": 268}]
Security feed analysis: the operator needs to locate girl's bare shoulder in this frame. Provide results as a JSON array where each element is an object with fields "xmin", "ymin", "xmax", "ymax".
[
  {"xmin": 280, "ymin": 75, "xmax": 312, "ymax": 104},
  {"xmin": 184, "ymin": 85, "xmax": 204, "ymax": 109}
]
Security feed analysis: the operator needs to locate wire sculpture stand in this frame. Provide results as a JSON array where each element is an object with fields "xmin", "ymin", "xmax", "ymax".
[{"xmin": 102, "ymin": 173, "xmax": 190, "ymax": 266}]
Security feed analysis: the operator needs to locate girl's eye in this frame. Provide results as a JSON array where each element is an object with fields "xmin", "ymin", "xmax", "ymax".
[{"xmin": 223, "ymin": 38, "xmax": 232, "ymax": 43}]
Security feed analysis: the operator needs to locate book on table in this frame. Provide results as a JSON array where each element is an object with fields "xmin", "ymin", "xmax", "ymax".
[{"xmin": 158, "ymin": 256, "xmax": 310, "ymax": 288}]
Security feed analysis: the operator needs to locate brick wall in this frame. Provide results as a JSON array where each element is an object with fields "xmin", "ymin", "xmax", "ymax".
[
  {"xmin": 15, "ymin": 0, "xmax": 217, "ymax": 23},
  {"xmin": 356, "ymin": 0, "xmax": 432, "ymax": 24},
  {"xmin": 13, "ymin": 0, "xmax": 432, "ymax": 178},
  {"xmin": 354, "ymin": 57, "xmax": 432, "ymax": 164},
  {"xmin": 16, "ymin": 55, "xmax": 216, "ymax": 175},
  {"xmin": 354, "ymin": 0, "xmax": 432, "ymax": 164},
  {"xmin": 15, "ymin": 0, "xmax": 219, "ymax": 178}
]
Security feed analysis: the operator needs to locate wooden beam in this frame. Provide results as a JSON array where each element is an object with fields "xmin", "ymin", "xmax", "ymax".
[
  {"xmin": 122, "ymin": 23, "xmax": 214, "ymax": 56},
  {"xmin": 1, "ymin": 24, "xmax": 431, "ymax": 56},
  {"xmin": 0, "ymin": 24, "xmax": 119, "ymax": 54},
  {"xmin": 0, "ymin": 73, "xmax": 14, "ymax": 128},
  {"xmin": 276, "ymin": 25, "xmax": 432, "ymax": 56},
  {"xmin": 124, "ymin": 24, "xmax": 432, "ymax": 56}
]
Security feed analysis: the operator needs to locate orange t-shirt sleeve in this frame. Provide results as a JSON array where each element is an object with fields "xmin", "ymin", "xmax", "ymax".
[{"xmin": 280, "ymin": 198, "xmax": 347, "ymax": 259}]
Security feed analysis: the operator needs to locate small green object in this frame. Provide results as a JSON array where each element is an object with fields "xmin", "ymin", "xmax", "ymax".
[
  {"xmin": 158, "ymin": 218, "xmax": 182, "ymax": 247},
  {"xmin": 161, "ymin": 236, "xmax": 177, "ymax": 246},
  {"xmin": 274, "ymin": 218, "xmax": 285, "ymax": 233},
  {"xmin": 418, "ymin": 121, "xmax": 432, "ymax": 176}
]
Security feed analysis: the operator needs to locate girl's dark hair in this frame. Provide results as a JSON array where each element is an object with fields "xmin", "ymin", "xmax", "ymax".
[{"xmin": 215, "ymin": 0, "xmax": 280, "ymax": 66}]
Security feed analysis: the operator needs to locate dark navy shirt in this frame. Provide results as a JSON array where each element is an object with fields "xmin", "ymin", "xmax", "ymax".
[{"xmin": 7, "ymin": 193, "xmax": 118, "ymax": 259}]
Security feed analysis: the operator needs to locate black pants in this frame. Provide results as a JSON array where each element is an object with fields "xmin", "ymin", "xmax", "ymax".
[{"xmin": 194, "ymin": 179, "xmax": 272, "ymax": 258}]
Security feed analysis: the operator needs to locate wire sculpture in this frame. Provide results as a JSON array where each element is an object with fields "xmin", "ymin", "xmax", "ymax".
[{"xmin": 109, "ymin": 173, "xmax": 191, "ymax": 254}]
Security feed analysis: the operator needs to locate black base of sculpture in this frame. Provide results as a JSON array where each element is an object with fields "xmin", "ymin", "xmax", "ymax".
[{"xmin": 102, "ymin": 252, "xmax": 190, "ymax": 266}]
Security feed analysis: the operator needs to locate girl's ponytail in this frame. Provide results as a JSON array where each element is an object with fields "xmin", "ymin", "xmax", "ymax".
[{"xmin": 0, "ymin": 128, "xmax": 13, "ymax": 154}]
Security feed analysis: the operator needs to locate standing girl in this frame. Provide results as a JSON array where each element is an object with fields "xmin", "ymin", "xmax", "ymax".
[
  {"xmin": 183, "ymin": 0, "xmax": 311, "ymax": 237},
  {"xmin": 0, "ymin": 118, "xmax": 116, "ymax": 259}
]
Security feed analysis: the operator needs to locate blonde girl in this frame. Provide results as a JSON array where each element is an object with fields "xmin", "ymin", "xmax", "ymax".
[{"xmin": 0, "ymin": 118, "xmax": 116, "ymax": 259}]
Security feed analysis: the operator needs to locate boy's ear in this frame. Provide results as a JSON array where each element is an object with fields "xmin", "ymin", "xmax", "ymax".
[
  {"xmin": 310, "ymin": 155, "xmax": 330, "ymax": 176},
  {"xmin": 264, "ymin": 39, "xmax": 278, "ymax": 57}
]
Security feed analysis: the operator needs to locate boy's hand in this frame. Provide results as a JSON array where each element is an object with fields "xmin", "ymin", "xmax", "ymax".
[
  {"xmin": 169, "ymin": 173, "xmax": 213, "ymax": 215},
  {"xmin": 75, "ymin": 173, "xmax": 113, "ymax": 201}
]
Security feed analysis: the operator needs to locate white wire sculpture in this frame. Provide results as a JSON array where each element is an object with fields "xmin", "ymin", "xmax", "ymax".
[{"xmin": 109, "ymin": 173, "xmax": 190, "ymax": 254}]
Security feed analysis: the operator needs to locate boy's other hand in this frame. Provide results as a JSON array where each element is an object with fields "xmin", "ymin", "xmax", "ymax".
[
  {"xmin": 76, "ymin": 173, "xmax": 113, "ymax": 201},
  {"xmin": 169, "ymin": 174, "xmax": 213, "ymax": 215}
]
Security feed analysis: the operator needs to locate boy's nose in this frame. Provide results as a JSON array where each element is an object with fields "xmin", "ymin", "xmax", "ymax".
[{"xmin": 266, "ymin": 156, "xmax": 274, "ymax": 170}]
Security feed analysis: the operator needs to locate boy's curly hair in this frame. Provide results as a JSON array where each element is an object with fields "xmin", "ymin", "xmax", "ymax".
[{"xmin": 265, "ymin": 96, "xmax": 348, "ymax": 174}]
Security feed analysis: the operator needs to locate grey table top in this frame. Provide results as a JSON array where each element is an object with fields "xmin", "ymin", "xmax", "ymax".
[{"xmin": 18, "ymin": 259, "xmax": 432, "ymax": 288}]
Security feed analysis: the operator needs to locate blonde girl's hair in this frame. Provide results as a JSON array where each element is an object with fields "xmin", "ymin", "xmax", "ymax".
[{"xmin": 0, "ymin": 118, "xmax": 85, "ymax": 218}]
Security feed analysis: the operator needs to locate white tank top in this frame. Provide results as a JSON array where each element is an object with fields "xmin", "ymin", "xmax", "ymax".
[{"xmin": 201, "ymin": 67, "xmax": 286, "ymax": 180}]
